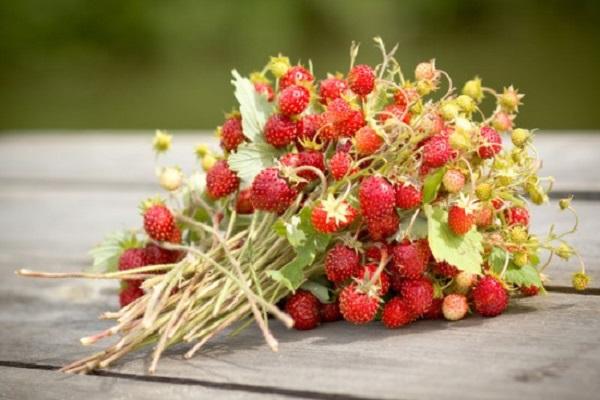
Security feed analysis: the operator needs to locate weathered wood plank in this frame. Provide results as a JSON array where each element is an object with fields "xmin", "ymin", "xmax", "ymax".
[
  {"xmin": 0, "ymin": 131, "xmax": 598, "ymax": 191},
  {"xmin": 0, "ymin": 366, "xmax": 282, "ymax": 400},
  {"xmin": 1, "ymin": 187, "xmax": 596, "ymax": 289},
  {"xmin": 1, "ymin": 292, "xmax": 599, "ymax": 400}
]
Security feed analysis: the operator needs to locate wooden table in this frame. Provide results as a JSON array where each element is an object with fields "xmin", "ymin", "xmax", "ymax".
[{"xmin": 1, "ymin": 131, "xmax": 599, "ymax": 400}]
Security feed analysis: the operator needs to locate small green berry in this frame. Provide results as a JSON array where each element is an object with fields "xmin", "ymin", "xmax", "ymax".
[
  {"xmin": 513, "ymin": 252, "xmax": 528, "ymax": 267},
  {"xmin": 440, "ymin": 102, "xmax": 460, "ymax": 120},
  {"xmin": 510, "ymin": 226, "xmax": 529, "ymax": 243},
  {"xmin": 559, "ymin": 196, "xmax": 572, "ymax": 210},
  {"xmin": 572, "ymin": 272, "xmax": 590, "ymax": 291},
  {"xmin": 556, "ymin": 243, "xmax": 574, "ymax": 260},
  {"xmin": 456, "ymin": 95, "xmax": 477, "ymax": 114},
  {"xmin": 462, "ymin": 77, "xmax": 484, "ymax": 103},
  {"xmin": 153, "ymin": 130, "xmax": 172, "ymax": 154},
  {"xmin": 476, "ymin": 183, "xmax": 493, "ymax": 201},
  {"xmin": 511, "ymin": 128, "xmax": 530, "ymax": 147}
]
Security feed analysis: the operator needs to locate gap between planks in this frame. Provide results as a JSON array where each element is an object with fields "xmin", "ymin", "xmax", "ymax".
[{"xmin": 0, "ymin": 360, "xmax": 384, "ymax": 400}]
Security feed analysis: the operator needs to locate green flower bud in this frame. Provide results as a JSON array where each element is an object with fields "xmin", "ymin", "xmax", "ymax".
[
  {"xmin": 559, "ymin": 197, "xmax": 572, "ymax": 210},
  {"xmin": 556, "ymin": 243, "xmax": 574, "ymax": 260},
  {"xmin": 462, "ymin": 77, "xmax": 484, "ymax": 103},
  {"xmin": 153, "ymin": 130, "xmax": 172, "ymax": 154},
  {"xmin": 513, "ymin": 252, "xmax": 528, "ymax": 267}
]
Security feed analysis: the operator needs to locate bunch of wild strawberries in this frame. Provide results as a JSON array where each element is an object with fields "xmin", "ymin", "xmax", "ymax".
[{"xmin": 118, "ymin": 41, "xmax": 586, "ymax": 331}]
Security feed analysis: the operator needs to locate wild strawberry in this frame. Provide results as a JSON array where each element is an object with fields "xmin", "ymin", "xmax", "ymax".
[
  {"xmin": 442, "ymin": 294, "xmax": 469, "ymax": 321},
  {"xmin": 206, "ymin": 160, "xmax": 240, "ymax": 199},
  {"xmin": 442, "ymin": 169, "xmax": 465, "ymax": 193},
  {"xmin": 391, "ymin": 241, "xmax": 428, "ymax": 279},
  {"xmin": 505, "ymin": 206, "xmax": 530, "ymax": 226},
  {"xmin": 280, "ymin": 151, "xmax": 325, "ymax": 183},
  {"xmin": 329, "ymin": 151, "xmax": 352, "ymax": 180},
  {"xmin": 339, "ymin": 283, "xmax": 380, "ymax": 324},
  {"xmin": 220, "ymin": 115, "xmax": 245, "ymax": 152},
  {"xmin": 415, "ymin": 60, "xmax": 439, "ymax": 81},
  {"xmin": 472, "ymin": 276, "xmax": 509, "ymax": 317},
  {"xmin": 394, "ymin": 87, "xmax": 419, "ymax": 109},
  {"xmin": 296, "ymin": 114, "xmax": 325, "ymax": 141},
  {"xmin": 143, "ymin": 203, "xmax": 178, "ymax": 242},
  {"xmin": 250, "ymin": 168, "xmax": 297, "ymax": 213},
  {"xmin": 278, "ymin": 84, "xmax": 310, "ymax": 116},
  {"xmin": 119, "ymin": 248, "xmax": 148, "ymax": 272},
  {"xmin": 399, "ymin": 277, "xmax": 434, "ymax": 316},
  {"xmin": 254, "ymin": 82, "xmax": 275, "ymax": 101},
  {"xmin": 382, "ymin": 297, "xmax": 415, "ymax": 328},
  {"xmin": 279, "ymin": 65, "xmax": 314, "ymax": 89},
  {"xmin": 366, "ymin": 212, "xmax": 399, "ymax": 240},
  {"xmin": 520, "ymin": 285, "xmax": 540, "ymax": 297},
  {"xmin": 492, "ymin": 111, "xmax": 514, "ymax": 132},
  {"xmin": 475, "ymin": 204, "xmax": 494, "ymax": 228},
  {"xmin": 422, "ymin": 134, "xmax": 453, "ymax": 167},
  {"xmin": 319, "ymin": 76, "xmax": 347, "ymax": 104},
  {"xmin": 311, "ymin": 196, "xmax": 357, "ymax": 234},
  {"xmin": 448, "ymin": 205, "xmax": 475, "ymax": 235},
  {"xmin": 491, "ymin": 198, "xmax": 504, "ymax": 210},
  {"xmin": 119, "ymin": 281, "xmax": 144, "ymax": 307},
  {"xmin": 325, "ymin": 98, "xmax": 352, "ymax": 124},
  {"xmin": 320, "ymin": 301, "xmax": 342, "ymax": 322},
  {"xmin": 235, "ymin": 188, "xmax": 254, "ymax": 214},
  {"xmin": 423, "ymin": 297, "xmax": 444, "ymax": 319},
  {"xmin": 452, "ymin": 271, "xmax": 476, "ymax": 295},
  {"xmin": 355, "ymin": 126, "xmax": 383, "ymax": 155},
  {"xmin": 325, "ymin": 244, "xmax": 360, "ymax": 283},
  {"xmin": 359, "ymin": 176, "xmax": 395, "ymax": 219},
  {"xmin": 478, "ymin": 126, "xmax": 502, "ymax": 159},
  {"xmin": 285, "ymin": 290, "xmax": 321, "ymax": 330},
  {"xmin": 337, "ymin": 110, "xmax": 365, "ymax": 137},
  {"xmin": 145, "ymin": 243, "xmax": 181, "ymax": 265},
  {"xmin": 378, "ymin": 104, "xmax": 411, "ymax": 125},
  {"xmin": 354, "ymin": 264, "xmax": 391, "ymax": 296},
  {"xmin": 264, "ymin": 114, "xmax": 297, "ymax": 148},
  {"xmin": 348, "ymin": 64, "xmax": 375, "ymax": 96},
  {"xmin": 395, "ymin": 182, "xmax": 423, "ymax": 209},
  {"xmin": 433, "ymin": 261, "xmax": 459, "ymax": 278},
  {"xmin": 365, "ymin": 242, "xmax": 391, "ymax": 262}
]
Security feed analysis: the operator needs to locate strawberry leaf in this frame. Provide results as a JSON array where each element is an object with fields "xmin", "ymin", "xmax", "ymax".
[
  {"xmin": 425, "ymin": 205, "xmax": 483, "ymax": 275},
  {"xmin": 504, "ymin": 264, "xmax": 544, "ymax": 289},
  {"xmin": 228, "ymin": 142, "xmax": 282, "ymax": 185},
  {"xmin": 87, "ymin": 230, "xmax": 140, "ymax": 273},
  {"xmin": 231, "ymin": 70, "xmax": 273, "ymax": 142},
  {"xmin": 423, "ymin": 167, "xmax": 446, "ymax": 203},
  {"xmin": 300, "ymin": 280, "xmax": 331, "ymax": 303}
]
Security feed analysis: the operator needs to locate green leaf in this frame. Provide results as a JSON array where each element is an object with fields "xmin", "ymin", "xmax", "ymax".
[
  {"xmin": 396, "ymin": 215, "xmax": 428, "ymax": 241},
  {"xmin": 267, "ymin": 250, "xmax": 315, "ymax": 291},
  {"xmin": 425, "ymin": 205, "xmax": 483, "ymax": 275},
  {"xmin": 228, "ymin": 142, "xmax": 282, "ymax": 184},
  {"xmin": 231, "ymin": 70, "xmax": 273, "ymax": 141},
  {"xmin": 423, "ymin": 167, "xmax": 446, "ymax": 203},
  {"xmin": 87, "ymin": 230, "xmax": 139, "ymax": 273},
  {"xmin": 488, "ymin": 247, "xmax": 509, "ymax": 275},
  {"xmin": 272, "ymin": 219, "xmax": 287, "ymax": 237},
  {"xmin": 504, "ymin": 264, "xmax": 544, "ymax": 289},
  {"xmin": 300, "ymin": 280, "xmax": 331, "ymax": 303}
]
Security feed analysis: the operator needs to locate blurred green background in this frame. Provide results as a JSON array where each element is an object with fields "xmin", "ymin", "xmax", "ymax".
[{"xmin": 1, "ymin": 0, "xmax": 599, "ymax": 130}]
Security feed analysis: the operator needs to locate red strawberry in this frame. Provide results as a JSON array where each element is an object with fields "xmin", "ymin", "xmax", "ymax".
[
  {"xmin": 359, "ymin": 176, "xmax": 396, "ymax": 219},
  {"xmin": 285, "ymin": 290, "xmax": 321, "ymax": 330},
  {"xmin": 220, "ymin": 115, "xmax": 245, "ymax": 152},
  {"xmin": 298, "ymin": 151, "xmax": 325, "ymax": 181},
  {"xmin": 264, "ymin": 114, "xmax": 297, "ymax": 148},
  {"xmin": 391, "ymin": 241, "xmax": 428, "ymax": 279},
  {"xmin": 423, "ymin": 297, "xmax": 444, "ymax": 319},
  {"xmin": 235, "ymin": 188, "xmax": 254, "ymax": 214},
  {"xmin": 325, "ymin": 98, "xmax": 352, "ymax": 124},
  {"xmin": 206, "ymin": 160, "xmax": 240, "ymax": 199},
  {"xmin": 448, "ymin": 205, "xmax": 475, "ymax": 235},
  {"xmin": 355, "ymin": 126, "xmax": 383, "ymax": 155},
  {"xmin": 505, "ymin": 206, "xmax": 530, "ymax": 226},
  {"xmin": 329, "ymin": 151, "xmax": 352, "ymax": 180},
  {"xmin": 393, "ymin": 87, "xmax": 418, "ymax": 108},
  {"xmin": 311, "ymin": 198, "xmax": 357, "ymax": 234},
  {"xmin": 520, "ymin": 285, "xmax": 540, "ymax": 297},
  {"xmin": 478, "ymin": 126, "xmax": 502, "ymax": 159},
  {"xmin": 433, "ymin": 261, "xmax": 459, "ymax": 278},
  {"xmin": 378, "ymin": 104, "xmax": 411, "ymax": 125},
  {"xmin": 325, "ymin": 244, "xmax": 360, "ymax": 283},
  {"xmin": 254, "ymin": 82, "xmax": 274, "ymax": 101},
  {"xmin": 354, "ymin": 264, "xmax": 391, "ymax": 296},
  {"xmin": 475, "ymin": 205, "xmax": 494, "ymax": 228},
  {"xmin": 320, "ymin": 301, "xmax": 342, "ymax": 322},
  {"xmin": 491, "ymin": 198, "xmax": 504, "ymax": 210},
  {"xmin": 144, "ymin": 243, "xmax": 181, "ymax": 265},
  {"xmin": 395, "ymin": 182, "xmax": 423, "ymax": 209},
  {"xmin": 280, "ymin": 65, "xmax": 314, "ymax": 89},
  {"xmin": 348, "ymin": 64, "xmax": 375, "ymax": 96},
  {"xmin": 422, "ymin": 134, "xmax": 453, "ymax": 167},
  {"xmin": 365, "ymin": 242, "xmax": 391, "ymax": 262},
  {"xmin": 118, "ymin": 248, "xmax": 148, "ymax": 271},
  {"xmin": 319, "ymin": 77, "xmax": 347, "ymax": 104},
  {"xmin": 336, "ymin": 110, "xmax": 365, "ymax": 137},
  {"xmin": 366, "ymin": 211, "xmax": 400, "ymax": 240},
  {"xmin": 442, "ymin": 294, "xmax": 469, "ymax": 321},
  {"xmin": 399, "ymin": 277, "xmax": 434, "ymax": 316},
  {"xmin": 250, "ymin": 168, "xmax": 297, "ymax": 213},
  {"xmin": 296, "ymin": 114, "xmax": 326, "ymax": 142},
  {"xmin": 472, "ymin": 276, "xmax": 509, "ymax": 317},
  {"xmin": 339, "ymin": 284, "xmax": 380, "ymax": 324},
  {"xmin": 278, "ymin": 84, "xmax": 310, "ymax": 116},
  {"xmin": 119, "ymin": 281, "xmax": 144, "ymax": 308},
  {"xmin": 143, "ymin": 203, "xmax": 178, "ymax": 242},
  {"xmin": 442, "ymin": 169, "xmax": 465, "ymax": 193},
  {"xmin": 382, "ymin": 297, "xmax": 415, "ymax": 328}
]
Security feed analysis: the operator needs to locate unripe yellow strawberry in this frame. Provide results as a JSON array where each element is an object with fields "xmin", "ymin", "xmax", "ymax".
[
  {"xmin": 572, "ymin": 272, "xmax": 590, "ymax": 291},
  {"xmin": 440, "ymin": 102, "xmax": 460, "ymax": 120},
  {"xmin": 158, "ymin": 167, "xmax": 183, "ymax": 192},
  {"xmin": 201, "ymin": 154, "xmax": 217, "ymax": 172},
  {"xmin": 511, "ymin": 128, "xmax": 530, "ymax": 147},
  {"xmin": 513, "ymin": 252, "xmax": 528, "ymax": 267},
  {"xmin": 456, "ymin": 95, "xmax": 477, "ymax": 114},
  {"xmin": 556, "ymin": 243, "xmax": 574, "ymax": 260},
  {"xmin": 268, "ymin": 55, "xmax": 290, "ymax": 78},
  {"xmin": 510, "ymin": 226, "xmax": 529, "ymax": 243},
  {"xmin": 153, "ymin": 130, "xmax": 172, "ymax": 154},
  {"xmin": 462, "ymin": 77, "xmax": 483, "ymax": 103},
  {"xmin": 475, "ymin": 183, "xmax": 493, "ymax": 201}
]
